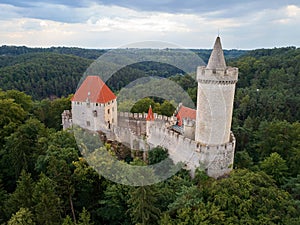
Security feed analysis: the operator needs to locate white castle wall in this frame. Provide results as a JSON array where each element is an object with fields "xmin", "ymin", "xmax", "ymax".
[
  {"xmin": 182, "ymin": 118, "xmax": 196, "ymax": 140},
  {"xmin": 71, "ymin": 99, "xmax": 117, "ymax": 132},
  {"xmin": 62, "ymin": 110, "xmax": 72, "ymax": 130},
  {"xmin": 104, "ymin": 99, "xmax": 118, "ymax": 127},
  {"xmin": 147, "ymin": 123, "xmax": 235, "ymax": 178},
  {"xmin": 65, "ymin": 108, "xmax": 235, "ymax": 178},
  {"xmin": 195, "ymin": 66, "xmax": 238, "ymax": 145}
]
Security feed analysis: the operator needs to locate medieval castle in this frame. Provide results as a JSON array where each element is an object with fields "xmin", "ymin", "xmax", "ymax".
[{"xmin": 62, "ymin": 36, "xmax": 238, "ymax": 178}]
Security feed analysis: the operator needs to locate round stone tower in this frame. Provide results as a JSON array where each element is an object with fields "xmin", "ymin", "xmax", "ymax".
[{"xmin": 195, "ymin": 36, "xmax": 238, "ymax": 145}]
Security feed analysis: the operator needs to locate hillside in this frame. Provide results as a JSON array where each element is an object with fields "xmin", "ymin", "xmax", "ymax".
[
  {"xmin": 0, "ymin": 46, "xmax": 299, "ymax": 224},
  {"xmin": 0, "ymin": 52, "xmax": 92, "ymax": 100},
  {"xmin": 0, "ymin": 45, "xmax": 246, "ymax": 100}
]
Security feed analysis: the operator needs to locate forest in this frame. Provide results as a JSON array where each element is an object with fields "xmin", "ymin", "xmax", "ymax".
[{"xmin": 0, "ymin": 45, "xmax": 299, "ymax": 224}]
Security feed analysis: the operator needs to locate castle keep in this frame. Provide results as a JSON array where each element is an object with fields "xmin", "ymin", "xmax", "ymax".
[{"xmin": 62, "ymin": 37, "xmax": 238, "ymax": 178}]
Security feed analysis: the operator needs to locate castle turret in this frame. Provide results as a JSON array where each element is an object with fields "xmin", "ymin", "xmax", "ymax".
[{"xmin": 195, "ymin": 37, "xmax": 238, "ymax": 145}]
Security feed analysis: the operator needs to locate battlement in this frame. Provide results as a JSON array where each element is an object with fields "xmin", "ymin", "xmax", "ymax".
[
  {"xmin": 147, "ymin": 123, "xmax": 235, "ymax": 178},
  {"xmin": 197, "ymin": 66, "xmax": 238, "ymax": 83},
  {"xmin": 117, "ymin": 111, "xmax": 175, "ymax": 122}
]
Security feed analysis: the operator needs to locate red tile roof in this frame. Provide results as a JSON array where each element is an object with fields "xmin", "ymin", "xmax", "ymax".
[
  {"xmin": 146, "ymin": 105, "xmax": 154, "ymax": 121},
  {"xmin": 176, "ymin": 105, "xmax": 196, "ymax": 126},
  {"xmin": 71, "ymin": 76, "xmax": 116, "ymax": 103}
]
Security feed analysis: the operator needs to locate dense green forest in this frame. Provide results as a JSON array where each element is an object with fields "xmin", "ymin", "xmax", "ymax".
[
  {"xmin": 0, "ymin": 46, "xmax": 299, "ymax": 224},
  {"xmin": 0, "ymin": 46, "xmax": 246, "ymax": 100}
]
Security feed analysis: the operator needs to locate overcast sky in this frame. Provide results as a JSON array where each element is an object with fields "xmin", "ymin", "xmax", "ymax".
[{"xmin": 1, "ymin": 0, "xmax": 300, "ymax": 49}]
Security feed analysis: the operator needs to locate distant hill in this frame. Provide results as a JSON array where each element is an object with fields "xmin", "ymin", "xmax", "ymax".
[
  {"xmin": 0, "ymin": 52, "xmax": 92, "ymax": 99},
  {"xmin": 0, "ymin": 45, "xmax": 106, "ymax": 60},
  {"xmin": 0, "ymin": 45, "xmax": 247, "ymax": 100}
]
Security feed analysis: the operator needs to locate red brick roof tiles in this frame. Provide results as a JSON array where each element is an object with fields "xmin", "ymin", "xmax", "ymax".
[
  {"xmin": 176, "ymin": 105, "xmax": 196, "ymax": 126},
  {"xmin": 71, "ymin": 76, "xmax": 116, "ymax": 103}
]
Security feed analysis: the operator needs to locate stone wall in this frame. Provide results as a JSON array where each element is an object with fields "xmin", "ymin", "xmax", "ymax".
[
  {"xmin": 147, "ymin": 122, "xmax": 235, "ymax": 178},
  {"xmin": 65, "ymin": 106, "xmax": 235, "ymax": 178},
  {"xmin": 195, "ymin": 66, "xmax": 238, "ymax": 145}
]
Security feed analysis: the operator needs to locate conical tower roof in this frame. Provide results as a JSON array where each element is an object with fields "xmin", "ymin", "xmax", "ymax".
[
  {"xmin": 146, "ymin": 105, "xmax": 154, "ymax": 121},
  {"xmin": 206, "ymin": 36, "xmax": 226, "ymax": 70}
]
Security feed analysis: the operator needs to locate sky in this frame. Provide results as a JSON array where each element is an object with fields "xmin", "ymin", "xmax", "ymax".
[{"xmin": 0, "ymin": 0, "xmax": 300, "ymax": 49}]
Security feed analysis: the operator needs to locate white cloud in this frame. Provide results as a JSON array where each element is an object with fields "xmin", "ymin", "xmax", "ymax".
[{"xmin": 0, "ymin": 1, "xmax": 300, "ymax": 48}]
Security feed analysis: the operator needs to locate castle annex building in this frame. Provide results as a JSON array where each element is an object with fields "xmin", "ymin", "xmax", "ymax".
[{"xmin": 62, "ymin": 37, "xmax": 238, "ymax": 178}]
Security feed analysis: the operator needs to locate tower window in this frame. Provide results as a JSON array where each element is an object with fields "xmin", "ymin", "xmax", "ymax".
[
  {"xmin": 108, "ymin": 109, "xmax": 110, "ymax": 114},
  {"xmin": 93, "ymin": 110, "xmax": 97, "ymax": 117},
  {"xmin": 86, "ymin": 121, "xmax": 90, "ymax": 126}
]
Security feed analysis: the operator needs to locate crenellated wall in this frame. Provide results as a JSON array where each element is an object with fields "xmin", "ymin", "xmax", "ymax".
[
  {"xmin": 146, "ymin": 122, "xmax": 235, "ymax": 178},
  {"xmin": 64, "ymin": 106, "xmax": 235, "ymax": 179}
]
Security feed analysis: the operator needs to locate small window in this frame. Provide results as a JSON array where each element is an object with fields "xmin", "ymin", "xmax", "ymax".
[
  {"xmin": 112, "ymin": 107, "xmax": 114, "ymax": 112},
  {"xmin": 107, "ymin": 109, "xmax": 110, "ymax": 114},
  {"xmin": 112, "ymin": 118, "xmax": 114, "ymax": 123},
  {"xmin": 96, "ymin": 103, "xmax": 98, "ymax": 106},
  {"xmin": 93, "ymin": 110, "xmax": 97, "ymax": 117},
  {"xmin": 86, "ymin": 121, "xmax": 90, "ymax": 126}
]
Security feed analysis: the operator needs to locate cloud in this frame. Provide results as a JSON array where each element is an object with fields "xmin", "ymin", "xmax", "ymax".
[{"xmin": 0, "ymin": 0, "xmax": 300, "ymax": 48}]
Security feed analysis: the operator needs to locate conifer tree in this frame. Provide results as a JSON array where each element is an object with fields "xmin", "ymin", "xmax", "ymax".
[
  {"xmin": 77, "ymin": 207, "xmax": 94, "ymax": 225},
  {"xmin": 5, "ymin": 170, "xmax": 34, "ymax": 217},
  {"xmin": 62, "ymin": 215, "xmax": 74, "ymax": 225},
  {"xmin": 7, "ymin": 208, "xmax": 35, "ymax": 225},
  {"xmin": 127, "ymin": 185, "xmax": 161, "ymax": 225},
  {"xmin": 32, "ymin": 174, "xmax": 62, "ymax": 225}
]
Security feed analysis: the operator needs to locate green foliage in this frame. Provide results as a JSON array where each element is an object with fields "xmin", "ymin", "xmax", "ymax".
[
  {"xmin": 0, "ymin": 96, "xmax": 27, "ymax": 146},
  {"xmin": 160, "ymin": 100, "xmax": 176, "ymax": 117},
  {"xmin": 5, "ymin": 170, "xmax": 35, "ymax": 218},
  {"xmin": 131, "ymin": 98, "xmax": 156, "ymax": 114},
  {"xmin": 7, "ymin": 208, "xmax": 35, "ymax": 225},
  {"xmin": 148, "ymin": 147, "xmax": 169, "ymax": 165},
  {"xmin": 98, "ymin": 184, "xmax": 131, "ymax": 225},
  {"xmin": 255, "ymin": 121, "xmax": 300, "ymax": 176},
  {"xmin": 164, "ymin": 170, "xmax": 300, "ymax": 224},
  {"xmin": 32, "ymin": 174, "xmax": 62, "ymax": 225},
  {"xmin": 62, "ymin": 215, "xmax": 74, "ymax": 225},
  {"xmin": 5, "ymin": 118, "xmax": 48, "ymax": 178},
  {"xmin": 33, "ymin": 95, "xmax": 71, "ymax": 130},
  {"xmin": 282, "ymin": 175, "xmax": 300, "ymax": 201},
  {"xmin": 234, "ymin": 150, "xmax": 253, "ymax": 169},
  {"xmin": 0, "ymin": 46, "xmax": 299, "ymax": 225},
  {"xmin": 0, "ymin": 45, "xmax": 105, "ymax": 59},
  {"xmin": 0, "ymin": 52, "xmax": 92, "ymax": 100},
  {"xmin": 4, "ymin": 90, "xmax": 33, "ymax": 113},
  {"xmin": 127, "ymin": 185, "xmax": 161, "ymax": 225},
  {"xmin": 260, "ymin": 152, "xmax": 288, "ymax": 185},
  {"xmin": 0, "ymin": 180, "xmax": 7, "ymax": 224},
  {"xmin": 77, "ymin": 207, "xmax": 94, "ymax": 225},
  {"xmin": 206, "ymin": 170, "xmax": 299, "ymax": 224}
]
